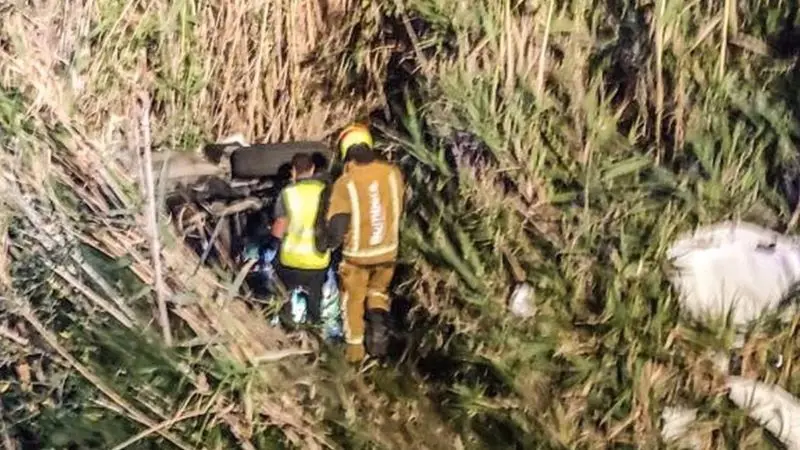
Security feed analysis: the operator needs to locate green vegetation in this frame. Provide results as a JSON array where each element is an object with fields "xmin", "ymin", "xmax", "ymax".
[{"xmin": 2, "ymin": 0, "xmax": 800, "ymax": 448}]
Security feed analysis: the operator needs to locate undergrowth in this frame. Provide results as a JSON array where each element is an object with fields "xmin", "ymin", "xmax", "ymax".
[{"xmin": 1, "ymin": 0, "xmax": 800, "ymax": 448}]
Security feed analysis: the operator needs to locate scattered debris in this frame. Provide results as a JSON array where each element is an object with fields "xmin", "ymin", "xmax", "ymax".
[
  {"xmin": 502, "ymin": 248, "xmax": 536, "ymax": 318},
  {"xmin": 663, "ymin": 221, "xmax": 800, "ymax": 448},
  {"xmin": 660, "ymin": 406, "xmax": 702, "ymax": 449},
  {"xmin": 726, "ymin": 377, "xmax": 800, "ymax": 449},
  {"xmin": 666, "ymin": 221, "xmax": 800, "ymax": 327},
  {"xmin": 508, "ymin": 282, "xmax": 536, "ymax": 318}
]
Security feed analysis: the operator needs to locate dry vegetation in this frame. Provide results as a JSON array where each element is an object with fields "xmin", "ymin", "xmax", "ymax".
[{"xmin": 1, "ymin": 0, "xmax": 800, "ymax": 448}]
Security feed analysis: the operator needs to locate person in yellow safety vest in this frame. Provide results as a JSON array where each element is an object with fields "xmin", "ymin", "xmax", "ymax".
[
  {"xmin": 319, "ymin": 123, "xmax": 406, "ymax": 363},
  {"xmin": 268, "ymin": 152, "xmax": 331, "ymax": 326}
]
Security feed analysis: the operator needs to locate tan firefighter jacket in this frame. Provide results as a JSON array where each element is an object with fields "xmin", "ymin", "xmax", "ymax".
[{"xmin": 326, "ymin": 160, "xmax": 405, "ymax": 266}]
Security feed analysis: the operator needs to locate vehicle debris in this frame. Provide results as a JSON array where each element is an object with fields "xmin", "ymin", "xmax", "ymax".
[{"xmin": 158, "ymin": 136, "xmax": 341, "ymax": 338}]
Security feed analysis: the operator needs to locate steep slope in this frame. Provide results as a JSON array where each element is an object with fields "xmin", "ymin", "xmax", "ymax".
[{"xmin": 2, "ymin": 0, "xmax": 800, "ymax": 448}]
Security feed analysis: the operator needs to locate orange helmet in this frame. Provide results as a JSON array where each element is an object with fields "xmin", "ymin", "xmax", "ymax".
[{"xmin": 337, "ymin": 123, "xmax": 374, "ymax": 159}]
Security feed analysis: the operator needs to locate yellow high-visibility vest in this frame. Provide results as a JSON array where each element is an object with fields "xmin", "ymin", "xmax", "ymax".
[{"xmin": 278, "ymin": 179, "xmax": 331, "ymax": 270}]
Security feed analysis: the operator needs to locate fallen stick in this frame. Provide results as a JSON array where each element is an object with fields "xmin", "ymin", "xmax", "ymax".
[
  {"xmin": 0, "ymin": 324, "xmax": 28, "ymax": 346},
  {"xmin": 110, "ymin": 408, "xmax": 210, "ymax": 450},
  {"xmin": 137, "ymin": 92, "xmax": 173, "ymax": 346}
]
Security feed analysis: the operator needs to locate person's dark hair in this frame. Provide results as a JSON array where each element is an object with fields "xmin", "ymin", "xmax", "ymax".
[
  {"xmin": 345, "ymin": 143, "xmax": 376, "ymax": 164},
  {"xmin": 291, "ymin": 152, "xmax": 315, "ymax": 173}
]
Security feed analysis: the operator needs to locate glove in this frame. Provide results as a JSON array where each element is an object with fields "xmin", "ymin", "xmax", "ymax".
[
  {"xmin": 264, "ymin": 234, "xmax": 281, "ymax": 252},
  {"xmin": 262, "ymin": 247, "xmax": 277, "ymax": 264},
  {"xmin": 260, "ymin": 235, "xmax": 280, "ymax": 263}
]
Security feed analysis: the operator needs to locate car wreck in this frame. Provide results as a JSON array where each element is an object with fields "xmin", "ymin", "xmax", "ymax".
[{"xmin": 154, "ymin": 136, "xmax": 343, "ymax": 340}]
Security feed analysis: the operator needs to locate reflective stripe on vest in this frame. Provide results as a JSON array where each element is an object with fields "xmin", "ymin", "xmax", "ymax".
[
  {"xmin": 278, "ymin": 180, "xmax": 331, "ymax": 270},
  {"xmin": 343, "ymin": 169, "xmax": 402, "ymax": 259}
]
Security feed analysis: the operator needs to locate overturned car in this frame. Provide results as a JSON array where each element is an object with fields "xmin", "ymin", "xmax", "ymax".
[{"xmin": 155, "ymin": 136, "xmax": 343, "ymax": 341}]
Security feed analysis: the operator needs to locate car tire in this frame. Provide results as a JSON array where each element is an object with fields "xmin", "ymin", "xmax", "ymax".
[{"xmin": 230, "ymin": 141, "xmax": 332, "ymax": 178}]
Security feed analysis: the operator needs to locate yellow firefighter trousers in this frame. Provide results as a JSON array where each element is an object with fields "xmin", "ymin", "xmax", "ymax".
[{"xmin": 338, "ymin": 260, "xmax": 395, "ymax": 362}]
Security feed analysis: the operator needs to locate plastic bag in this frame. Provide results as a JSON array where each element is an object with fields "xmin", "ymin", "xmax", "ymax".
[
  {"xmin": 661, "ymin": 222, "xmax": 800, "ymax": 449},
  {"xmin": 666, "ymin": 221, "xmax": 800, "ymax": 327},
  {"xmin": 508, "ymin": 282, "xmax": 536, "ymax": 318},
  {"xmin": 320, "ymin": 268, "xmax": 343, "ymax": 341},
  {"xmin": 726, "ymin": 376, "xmax": 800, "ymax": 449}
]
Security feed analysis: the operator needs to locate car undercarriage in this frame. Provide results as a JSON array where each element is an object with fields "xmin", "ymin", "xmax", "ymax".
[{"xmin": 157, "ymin": 137, "xmax": 343, "ymax": 339}]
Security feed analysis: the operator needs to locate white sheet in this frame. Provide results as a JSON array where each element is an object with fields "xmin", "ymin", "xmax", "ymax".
[{"xmin": 666, "ymin": 221, "xmax": 800, "ymax": 327}]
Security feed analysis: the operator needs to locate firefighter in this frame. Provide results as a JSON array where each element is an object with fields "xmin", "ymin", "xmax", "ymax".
[
  {"xmin": 268, "ymin": 152, "xmax": 331, "ymax": 326},
  {"xmin": 321, "ymin": 123, "xmax": 405, "ymax": 363}
]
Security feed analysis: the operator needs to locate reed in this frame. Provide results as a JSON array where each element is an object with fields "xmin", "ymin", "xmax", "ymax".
[{"xmin": 1, "ymin": 0, "xmax": 799, "ymax": 447}]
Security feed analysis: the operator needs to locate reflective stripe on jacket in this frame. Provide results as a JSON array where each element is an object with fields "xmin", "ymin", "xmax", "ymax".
[
  {"xmin": 327, "ymin": 160, "xmax": 405, "ymax": 266},
  {"xmin": 278, "ymin": 179, "xmax": 331, "ymax": 270}
]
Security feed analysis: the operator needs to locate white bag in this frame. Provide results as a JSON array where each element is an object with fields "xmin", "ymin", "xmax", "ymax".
[
  {"xmin": 727, "ymin": 377, "xmax": 800, "ymax": 449},
  {"xmin": 666, "ymin": 221, "xmax": 800, "ymax": 327}
]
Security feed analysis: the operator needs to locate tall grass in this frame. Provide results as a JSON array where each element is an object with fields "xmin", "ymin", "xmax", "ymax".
[
  {"xmin": 1, "ymin": 0, "xmax": 800, "ymax": 448},
  {"xmin": 385, "ymin": 0, "xmax": 800, "ymax": 447}
]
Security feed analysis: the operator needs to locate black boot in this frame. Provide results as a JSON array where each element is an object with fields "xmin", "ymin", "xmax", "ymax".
[{"xmin": 364, "ymin": 308, "xmax": 391, "ymax": 358}]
